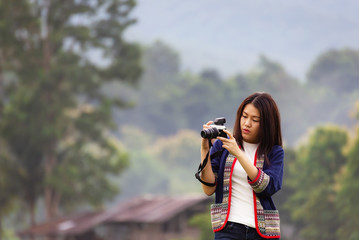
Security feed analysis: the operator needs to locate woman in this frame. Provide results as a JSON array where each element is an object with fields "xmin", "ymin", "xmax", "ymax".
[{"xmin": 199, "ymin": 92, "xmax": 284, "ymax": 240}]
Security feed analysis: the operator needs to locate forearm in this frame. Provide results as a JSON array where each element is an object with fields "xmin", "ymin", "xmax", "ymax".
[
  {"xmin": 200, "ymin": 121, "xmax": 217, "ymax": 195},
  {"xmin": 235, "ymin": 151, "xmax": 259, "ymax": 181},
  {"xmin": 200, "ymin": 148, "xmax": 216, "ymax": 195}
]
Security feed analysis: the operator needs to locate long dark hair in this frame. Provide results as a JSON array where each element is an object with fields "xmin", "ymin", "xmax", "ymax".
[{"xmin": 233, "ymin": 92, "xmax": 282, "ymax": 164}]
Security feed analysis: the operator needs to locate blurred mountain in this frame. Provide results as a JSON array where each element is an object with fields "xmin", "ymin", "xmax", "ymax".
[{"xmin": 125, "ymin": 0, "xmax": 359, "ymax": 81}]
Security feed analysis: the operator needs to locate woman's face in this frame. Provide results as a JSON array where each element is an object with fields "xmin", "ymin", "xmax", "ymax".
[{"xmin": 240, "ymin": 103, "xmax": 261, "ymax": 143}]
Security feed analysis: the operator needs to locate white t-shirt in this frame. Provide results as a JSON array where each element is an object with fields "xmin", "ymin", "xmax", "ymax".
[{"xmin": 227, "ymin": 141, "xmax": 259, "ymax": 228}]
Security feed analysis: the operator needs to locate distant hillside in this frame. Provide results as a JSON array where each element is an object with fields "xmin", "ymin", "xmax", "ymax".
[{"xmin": 125, "ymin": 0, "xmax": 359, "ymax": 80}]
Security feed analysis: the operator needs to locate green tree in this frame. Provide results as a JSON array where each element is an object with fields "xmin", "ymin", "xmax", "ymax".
[
  {"xmin": 115, "ymin": 41, "xmax": 183, "ymax": 135},
  {"xmin": 142, "ymin": 40, "xmax": 181, "ymax": 87},
  {"xmin": 115, "ymin": 41, "xmax": 226, "ymax": 135},
  {"xmin": 336, "ymin": 105, "xmax": 359, "ymax": 240},
  {"xmin": 200, "ymin": 68, "xmax": 222, "ymax": 84},
  {"xmin": 0, "ymin": 0, "xmax": 141, "ymax": 225},
  {"xmin": 307, "ymin": 48, "xmax": 359, "ymax": 94},
  {"xmin": 149, "ymin": 129, "xmax": 202, "ymax": 194},
  {"xmin": 179, "ymin": 73, "xmax": 225, "ymax": 130},
  {"xmin": 117, "ymin": 126, "xmax": 202, "ymax": 201},
  {"xmin": 188, "ymin": 212, "xmax": 213, "ymax": 240},
  {"xmin": 287, "ymin": 126, "xmax": 348, "ymax": 240},
  {"xmin": 0, "ymin": 140, "xmax": 20, "ymax": 236},
  {"xmin": 115, "ymin": 125, "xmax": 170, "ymax": 202},
  {"xmin": 274, "ymin": 147, "xmax": 301, "ymax": 240},
  {"xmin": 305, "ymin": 49, "xmax": 359, "ymax": 128},
  {"xmin": 243, "ymin": 56, "xmax": 309, "ymax": 145}
]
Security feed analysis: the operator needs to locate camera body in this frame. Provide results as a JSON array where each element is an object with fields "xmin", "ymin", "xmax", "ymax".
[{"xmin": 201, "ymin": 117, "xmax": 227, "ymax": 139}]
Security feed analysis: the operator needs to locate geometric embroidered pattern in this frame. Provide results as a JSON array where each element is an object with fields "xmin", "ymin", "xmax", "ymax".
[
  {"xmin": 255, "ymin": 197, "xmax": 281, "ymax": 236},
  {"xmin": 254, "ymin": 154, "xmax": 280, "ymax": 237},
  {"xmin": 210, "ymin": 152, "xmax": 281, "ymax": 238},
  {"xmin": 249, "ymin": 169, "xmax": 270, "ymax": 193},
  {"xmin": 210, "ymin": 154, "xmax": 235, "ymax": 231}
]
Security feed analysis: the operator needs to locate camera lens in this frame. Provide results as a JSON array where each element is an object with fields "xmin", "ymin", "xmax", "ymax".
[{"xmin": 201, "ymin": 128, "xmax": 219, "ymax": 139}]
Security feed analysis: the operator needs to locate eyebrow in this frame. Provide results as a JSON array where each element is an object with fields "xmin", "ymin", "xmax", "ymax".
[{"xmin": 243, "ymin": 111, "xmax": 260, "ymax": 119}]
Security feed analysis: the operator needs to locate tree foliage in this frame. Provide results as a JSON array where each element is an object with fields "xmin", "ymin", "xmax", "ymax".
[
  {"xmin": 0, "ymin": 0, "xmax": 141, "ymax": 227},
  {"xmin": 112, "ymin": 43, "xmax": 359, "ymax": 239},
  {"xmin": 116, "ymin": 126, "xmax": 202, "ymax": 203},
  {"xmin": 336, "ymin": 106, "xmax": 359, "ymax": 240},
  {"xmin": 307, "ymin": 48, "xmax": 359, "ymax": 94},
  {"xmin": 286, "ymin": 126, "xmax": 348, "ymax": 240},
  {"xmin": 0, "ymin": 140, "xmax": 20, "ymax": 236},
  {"xmin": 114, "ymin": 43, "xmax": 359, "ymax": 147},
  {"xmin": 114, "ymin": 44, "xmax": 359, "ymax": 240},
  {"xmin": 2, "ymin": 3, "xmax": 359, "ymax": 237},
  {"xmin": 188, "ymin": 212, "xmax": 213, "ymax": 240}
]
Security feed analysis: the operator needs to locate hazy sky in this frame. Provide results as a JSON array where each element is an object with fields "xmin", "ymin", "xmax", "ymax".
[{"xmin": 125, "ymin": 0, "xmax": 359, "ymax": 81}]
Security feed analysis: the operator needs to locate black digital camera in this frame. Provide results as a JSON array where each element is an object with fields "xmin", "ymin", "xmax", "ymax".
[{"xmin": 201, "ymin": 117, "xmax": 227, "ymax": 139}]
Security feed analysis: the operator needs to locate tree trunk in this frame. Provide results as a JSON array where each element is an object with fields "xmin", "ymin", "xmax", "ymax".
[
  {"xmin": 44, "ymin": 150, "xmax": 57, "ymax": 220},
  {"xmin": 41, "ymin": 0, "xmax": 51, "ymax": 73},
  {"xmin": 24, "ymin": 191, "xmax": 36, "ymax": 240},
  {"xmin": 44, "ymin": 149, "xmax": 58, "ymax": 240},
  {"xmin": 0, "ymin": 49, "xmax": 4, "ymax": 119},
  {"xmin": 29, "ymin": 199, "xmax": 36, "ymax": 227},
  {"xmin": 41, "ymin": 0, "xmax": 59, "ymax": 222}
]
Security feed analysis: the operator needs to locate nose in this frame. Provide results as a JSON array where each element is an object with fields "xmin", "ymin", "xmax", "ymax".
[{"xmin": 244, "ymin": 118, "xmax": 251, "ymax": 127}]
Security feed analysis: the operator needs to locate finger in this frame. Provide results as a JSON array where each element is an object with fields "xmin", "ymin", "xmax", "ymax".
[
  {"xmin": 223, "ymin": 129, "xmax": 233, "ymax": 139},
  {"xmin": 202, "ymin": 124, "xmax": 210, "ymax": 129},
  {"xmin": 222, "ymin": 144, "xmax": 230, "ymax": 150},
  {"xmin": 217, "ymin": 136, "xmax": 228, "ymax": 142},
  {"xmin": 203, "ymin": 121, "xmax": 214, "ymax": 130}
]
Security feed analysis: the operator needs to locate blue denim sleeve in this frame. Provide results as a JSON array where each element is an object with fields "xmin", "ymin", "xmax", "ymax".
[
  {"xmin": 248, "ymin": 145, "xmax": 284, "ymax": 198},
  {"xmin": 210, "ymin": 139, "xmax": 223, "ymax": 174}
]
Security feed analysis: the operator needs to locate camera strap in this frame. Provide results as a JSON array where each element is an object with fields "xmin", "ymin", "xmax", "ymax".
[{"xmin": 195, "ymin": 140, "xmax": 223, "ymax": 187}]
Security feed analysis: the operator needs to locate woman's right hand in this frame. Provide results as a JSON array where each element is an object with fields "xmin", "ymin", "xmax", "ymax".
[
  {"xmin": 201, "ymin": 121, "xmax": 213, "ymax": 152},
  {"xmin": 200, "ymin": 120, "xmax": 217, "ymax": 195}
]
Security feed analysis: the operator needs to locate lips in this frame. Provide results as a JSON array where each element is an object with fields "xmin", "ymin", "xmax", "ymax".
[{"xmin": 243, "ymin": 129, "xmax": 250, "ymax": 134}]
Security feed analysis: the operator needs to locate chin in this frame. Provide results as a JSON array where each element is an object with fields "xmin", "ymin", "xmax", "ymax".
[{"xmin": 243, "ymin": 137, "xmax": 258, "ymax": 144}]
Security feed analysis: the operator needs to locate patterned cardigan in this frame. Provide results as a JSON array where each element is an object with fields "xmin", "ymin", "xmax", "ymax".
[{"xmin": 209, "ymin": 139, "xmax": 284, "ymax": 239}]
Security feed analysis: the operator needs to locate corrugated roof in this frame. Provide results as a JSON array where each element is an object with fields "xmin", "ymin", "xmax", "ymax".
[
  {"xmin": 110, "ymin": 194, "xmax": 210, "ymax": 223},
  {"xmin": 18, "ymin": 194, "xmax": 210, "ymax": 237},
  {"xmin": 18, "ymin": 211, "xmax": 111, "ymax": 236}
]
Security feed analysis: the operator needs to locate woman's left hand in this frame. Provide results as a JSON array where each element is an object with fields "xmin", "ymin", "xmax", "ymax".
[{"xmin": 217, "ymin": 130, "xmax": 243, "ymax": 158}]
